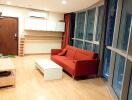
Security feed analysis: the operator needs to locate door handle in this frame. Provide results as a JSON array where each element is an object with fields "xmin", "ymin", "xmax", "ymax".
[
  {"xmin": 14, "ymin": 33, "xmax": 18, "ymax": 40},
  {"xmin": 14, "ymin": 33, "xmax": 17, "ymax": 38}
]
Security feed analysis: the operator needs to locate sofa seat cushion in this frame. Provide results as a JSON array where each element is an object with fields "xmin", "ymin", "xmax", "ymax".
[
  {"xmin": 51, "ymin": 55, "xmax": 75, "ymax": 75},
  {"xmin": 61, "ymin": 60, "xmax": 75, "ymax": 75},
  {"xmin": 74, "ymin": 49, "xmax": 96, "ymax": 60}
]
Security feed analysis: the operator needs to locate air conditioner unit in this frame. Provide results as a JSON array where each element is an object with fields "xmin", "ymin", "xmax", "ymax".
[{"xmin": 29, "ymin": 11, "xmax": 48, "ymax": 19}]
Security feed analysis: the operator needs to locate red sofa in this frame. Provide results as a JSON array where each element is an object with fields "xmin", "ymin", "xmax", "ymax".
[{"xmin": 51, "ymin": 45, "xmax": 99, "ymax": 78}]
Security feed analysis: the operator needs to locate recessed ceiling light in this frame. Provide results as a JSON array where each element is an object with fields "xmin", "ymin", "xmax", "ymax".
[
  {"xmin": 61, "ymin": 0, "xmax": 67, "ymax": 4},
  {"xmin": 6, "ymin": 1, "xmax": 12, "ymax": 5},
  {"xmin": 43, "ymin": 8, "xmax": 48, "ymax": 11}
]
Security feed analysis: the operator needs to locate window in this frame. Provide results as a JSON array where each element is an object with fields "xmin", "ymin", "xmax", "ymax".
[
  {"xmin": 103, "ymin": 49, "xmax": 111, "ymax": 79},
  {"xmin": 96, "ymin": 5, "xmax": 104, "ymax": 41},
  {"xmin": 74, "ymin": 40, "xmax": 83, "ymax": 49},
  {"xmin": 93, "ymin": 44, "xmax": 99, "ymax": 53},
  {"xmin": 73, "ymin": 3, "xmax": 104, "ymax": 54},
  {"xmin": 83, "ymin": 42, "xmax": 93, "ymax": 51},
  {"xmin": 85, "ymin": 8, "xmax": 96, "ymax": 41},
  {"xmin": 117, "ymin": 0, "xmax": 132, "ymax": 51},
  {"xmin": 128, "ymin": 71, "xmax": 132, "ymax": 100},
  {"xmin": 112, "ymin": 54, "xmax": 126, "ymax": 98},
  {"xmin": 105, "ymin": 0, "xmax": 118, "ymax": 46},
  {"xmin": 75, "ymin": 12, "xmax": 86, "ymax": 39}
]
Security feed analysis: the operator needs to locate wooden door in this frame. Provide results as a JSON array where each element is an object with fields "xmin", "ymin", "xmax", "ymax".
[{"xmin": 0, "ymin": 17, "xmax": 18, "ymax": 55}]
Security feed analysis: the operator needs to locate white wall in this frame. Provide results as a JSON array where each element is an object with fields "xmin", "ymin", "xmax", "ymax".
[
  {"xmin": 24, "ymin": 40, "xmax": 62, "ymax": 54},
  {"xmin": 0, "ymin": 5, "xmax": 64, "ymax": 54}
]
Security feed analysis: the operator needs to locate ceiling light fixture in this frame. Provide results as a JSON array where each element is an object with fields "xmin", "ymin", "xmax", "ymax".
[
  {"xmin": 43, "ymin": 8, "xmax": 48, "ymax": 11},
  {"xmin": 6, "ymin": 1, "xmax": 12, "ymax": 5},
  {"xmin": 61, "ymin": 0, "xmax": 67, "ymax": 4}
]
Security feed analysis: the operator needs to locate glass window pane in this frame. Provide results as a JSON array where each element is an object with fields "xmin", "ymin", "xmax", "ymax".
[
  {"xmin": 105, "ymin": 0, "xmax": 118, "ymax": 46},
  {"xmin": 117, "ymin": 0, "xmax": 132, "ymax": 51},
  {"xmin": 112, "ymin": 54, "xmax": 126, "ymax": 98},
  {"xmin": 103, "ymin": 49, "xmax": 111, "ymax": 79},
  {"xmin": 83, "ymin": 42, "xmax": 92, "ymax": 51},
  {"xmin": 96, "ymin": 5, "xmax": 104, "ymax": 41},
  {"xmin": 128, "ymin": 71, "xmax": 132, "ymax": 100},
  {"xmin": 93, "ymin": 44, "xmax": 99, "ymax": 53},
  {"xmin": 75, "ymin": 12, "xmax": 86, "ymax": 39},
  {"xmin": 74, "ymin": 40, "xmax": 83, "ymax": 49},
  {"xmin": 85, "ymin": 8, "xmax": 96, "ymax": 41}
]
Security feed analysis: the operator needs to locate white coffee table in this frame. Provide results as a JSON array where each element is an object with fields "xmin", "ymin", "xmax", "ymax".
[{"xmin": 35, "ymin": 59, "xmax": 62, "ymax": 80}]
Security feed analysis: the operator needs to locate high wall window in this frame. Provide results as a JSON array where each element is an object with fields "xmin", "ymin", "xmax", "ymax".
[{"xmin": 73, "ymin": 4, "xmax": 104, "ymax": 54}]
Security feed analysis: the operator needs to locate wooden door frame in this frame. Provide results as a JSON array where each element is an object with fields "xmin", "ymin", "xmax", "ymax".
[{"xmin": 0, "ymin": 16, "xmax": 19, "ymax": 55}]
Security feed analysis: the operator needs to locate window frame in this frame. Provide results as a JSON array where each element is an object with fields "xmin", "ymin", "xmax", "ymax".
[{"xmin": 73, "ymin": 2, "xmax": 104, "ymax": 53}]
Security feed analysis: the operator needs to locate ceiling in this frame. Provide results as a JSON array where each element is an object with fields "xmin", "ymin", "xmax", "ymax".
[{"xmin": 0, "ymin": 0, "xmax": 100, "ymax": 13}]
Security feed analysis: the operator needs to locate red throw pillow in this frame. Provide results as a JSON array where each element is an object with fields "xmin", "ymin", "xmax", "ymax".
[{"xmin": 58, "ymin": 49, "xmax": 67, "ymax": 56}]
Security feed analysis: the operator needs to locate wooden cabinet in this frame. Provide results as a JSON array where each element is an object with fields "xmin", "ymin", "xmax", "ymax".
[{"xmin": 24, "ymin": 18, "xmax": 65, "ymax": 32}]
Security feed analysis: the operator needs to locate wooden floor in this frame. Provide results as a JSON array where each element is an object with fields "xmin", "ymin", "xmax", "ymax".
[{"xmin": 0, "ymin": 55, "xmax": 112, "ymax": 100}]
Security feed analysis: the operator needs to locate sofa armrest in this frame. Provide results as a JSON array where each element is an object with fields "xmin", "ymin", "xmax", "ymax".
[
  {"xmin": 51, "ymin": 49, "xmax": 62, "ymax": 56},
  {"xmin": 74, "ymin": 59, "xmax": 99, "ymax": 76}
]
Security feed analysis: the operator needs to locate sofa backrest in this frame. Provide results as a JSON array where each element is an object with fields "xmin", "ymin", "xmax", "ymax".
[
  {"xmin": 65, "ymin": 45, "xmax": 98, "ymax": 60},
  {"xmin": 65, "ymin": 45, "xmax": 77, "ymax": 59},
  {"xmin": 74, "ymin": 48, "xmax": 97, "ymax": 60}
]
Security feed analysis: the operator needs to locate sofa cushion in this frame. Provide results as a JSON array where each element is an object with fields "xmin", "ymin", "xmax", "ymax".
[
  {"xmin": 58, "ymin": 49, "xmax": 67, "ymax": 56},
  {"xmin": 65, "ymin": 45, "xmax": 77, "ymax": 59},
  {"xmin": 62, "ymin": 60, "xmax": 75, "ymax": 75},
  {"xmin": 51, "ymin": 55, "xmax": 74, "ymax": 65},
  {"xmin": 51, "ymin": 55, "xmax": 75, "ymax": 75},
  {"xmin": 74, "ymin": 48, "xmax": 96, "ymax": 60},
  {"xmin": 52, "ymin": 55, "xmax": 74, "ymax": 62}
]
